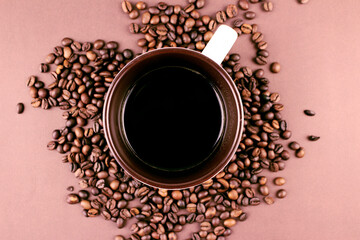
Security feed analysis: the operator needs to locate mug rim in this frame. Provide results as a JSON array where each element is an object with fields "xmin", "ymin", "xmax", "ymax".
[{"xmin": 103, "ymin": 47, "xmax": 244, "ymax": 189}]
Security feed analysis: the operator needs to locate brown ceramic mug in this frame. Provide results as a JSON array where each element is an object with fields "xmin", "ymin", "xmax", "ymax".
[{"xmin": 103, "ymin": 25, "xmax": 244, "ymax": 189}]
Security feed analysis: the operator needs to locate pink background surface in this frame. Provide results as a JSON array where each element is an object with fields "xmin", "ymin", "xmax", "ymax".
[{"xmin": 1, "ymin": 0, "xmax": 360, "ymax": 239}]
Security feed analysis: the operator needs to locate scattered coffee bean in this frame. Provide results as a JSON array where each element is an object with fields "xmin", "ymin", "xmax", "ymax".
[
  {"xmin": 238, "ymin": 0, "xmax": 249, "ymax": 10},
  {"xmin": 270, "ymin": 62, "xmax": 281, "ymax": 73},
  {"xmin": 263, "ymin": 2, "xmax": 273, "ymax": 12},
  {"xmin": 276, "ymin": 189, "xmax": 287, "ymax": 198},
  {"xmin": 39, "ymin": 63, "xmax": 49, "ymax": 73},
  {"xmin": 67, "ymin": 193, "xmax": 80, "ymax": 204},
  {"xmin": 226, "ymin": 4, "xmax": 238, "ymax": 18},
  {"xmin": 264, "ymin": 196, "xmax": 274, "ymax": 205},
  {"xmin": 114, "ymin": 235, "xmax": 125, "ymax": 240},
  {"xmin": 308, "ymin": 135, "xmax": 320, "ymax": 141},
  {"xmin": 274, "ymin": 177, "xmax": 286, "ymax": 186},
  {"xmin": 135, "ymin": 1, "xmax": 147, "ymax": 10},
  {"xmin": 215, "ymin": 10, "xmax": 227, "ymax": 23},
  {"xmin": 289, "ymin": 141, "xmax": 300, "ymax": 150},
  {"xmin": 129, "ymin": 9, "xmax": 140, "ymax": 19},
  {"xmin": 240, "ymin": 23, "xmax": 252, "ymax": 34},
  {"xmin": 67, "ymin": 186, "xmax": 74, "ymax": 192},
  {"xmin": 16, "ymin": 103, "xmax": 24, "ymax": 114},
  {"xmin": 295, "ymin": 147, "xmax": 305, "ymax": 158},
  {"xmin": 304, "ymin": 109, "xmax": 315, "ymax": 116},
  {"xmin": 244, "ymin": 11, "xmax": 256, "ymax": 20}
]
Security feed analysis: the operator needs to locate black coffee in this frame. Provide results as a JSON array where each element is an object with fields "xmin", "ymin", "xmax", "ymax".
[{"xmin": 123, "ymin": 66, "xmax": 223, "ymax": 171}]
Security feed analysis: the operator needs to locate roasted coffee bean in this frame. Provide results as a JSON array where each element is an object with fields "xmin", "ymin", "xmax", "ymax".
[
  {"xmin": 39, "ymin": 63, "xmax": 49, "ymax": 73},
  {"xmin": 114, "ymin": 235, "xmax": 125, "ymax": 240},
  {"xmin": 226, "ymin": 4, "xmax": 238, "ymax": 18},
  {"xmin": 281, "ymin": 130, "xmax": 292, "ymax": 139},
  {"xmin": 31, "ymin": 98, "xmax": 41, "ymax": 108},
  {"xmin": 276, "ymin": 189, "xmax": 287, "ymax": 198},
  {"xmin": 129, "ymin": 10, "xmax": 140, "ymax": 19},
  {"xmin": 308, "ymin": 135, "xmax": 320, "ymax": 141},
  {"xmin": 244, "ymin": 11, "xmax": 256, "ymax": 20},
  {"xmin": 304, "ymin": 109, "xmax": 316, "ymax": 116},
  {"xmin": 298, "ymin": 0, "xmax": 309, "ymax": 3},
  {"xmin": 274, "ymin": 177, "xmax": 286, "ymax": 186},
  {"xmin": 289, "ymin": 141, "xmax": 300, "ymax": 150},
  {"xmin": 135, "ymin": 1, "xmax": 146, "ymax": 10},
  {"xmin": 264, "ymin": 196, "xmax": 274, "ymax": 205},
  {"xmin": 270, "ymin": 62, "xmax": 281, "ymax": 73},
  {"xmin": 259, "ymin": 185, "xmax": 269, "ymax": 196},
  {"xmin": 16, "ymin": 103, "xmax": 24, "ymax": 114},
  {"xmin": 238, "ymin": 0, "xmax": 249, "ymax": 10},
  {"xmin": 255, "ymin": 56, "xmax": 267, "ymax": 65},
  {"xmin": 263, "ymin": 1, "xmax": 274, "ymax": 12},
  {"xmin": 295, "ymin": 147, "xmax": 305, "ymax": 158},
  {"xmin": 79, "ymin": 190, "xmax": 89, "ymax": 199},
  {"xmin": 215, "ymin": 11, "xmax": 227, "ymax": 23},
  {"xmin": 121, "ymin": 0, "xmax": 133, "ymax": 13},
  {"xmin": 257, "ymin": 41, "xmax": 268, "ymax": 50},
  {"xmin": 240, "ymin": 23, "xmax": 252, "ymax": 34},
  {"xmin": 67, "ymin": 193, "xmax": 80, "ymax": 204}
]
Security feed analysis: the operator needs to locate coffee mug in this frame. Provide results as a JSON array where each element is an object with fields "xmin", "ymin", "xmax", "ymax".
[{"xmin": 103, "ymin": 25, "xmax": 244, "ymax": 189}]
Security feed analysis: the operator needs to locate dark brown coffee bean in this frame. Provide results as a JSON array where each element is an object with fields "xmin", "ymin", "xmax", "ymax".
[
  {"xmin": 39, "ymin": 63, "xmax": 49, "ymax": 73},
  {"xmin": 276, "ymin": 189, "xmax": 287, "ymax": 198},
  {"xmin": 264, "ymin": 196, "xmax": 274, "ymax": 205},
  {"xmin": 196, "ymin": 0, "xmax": 205, "ymax": 9},
  {"xmin": 31, "ymin": 98, "xmax": 41, "ymax": 108},
  {"xmin": 47, "ymin": 141, "xmax": 57, "ymax": 150},
  {"xmin": 38, "ymin": 88, "xmax": 48, "ymax": 98},
  {"xmin": 67, "ymin": 193, "xmax": 80, "ymax": 204},
  {"xmin": 226, "ymin": 4, "xmax": 238, "ymax": 18},
  {"xmin": 61, "ymin": 37, "xmax": 73, "ymax": 46},
  {"xmin": 215, "ymin": 11, "xmax": 227, "ymax": 23},
  {"xmin": 270, "ymin": 62, "xmax": 281, "ymax": 73},
  {"xmin": 129, "ymin": 9, "xmax": 139, "ymax": 19},
  {"xmin": 259, "ymin": 185, "xmax": 269, "ymax": 196},
  {"xmin": 240, "ymin": 23, "xmax": 252, "ymax": 34},
  {"xmin": 274, "ymin": 177, "xmax": 286, "ymax": 186},
  {"xmin": 289, "ymin": 141, "xmax": 300, "ymax": 150},
  {"xmin": 257, "ymin": 41, "xmax": 268, "ymax": 50},
  {"xmin": 134, "ymin": 1, "xmax": 146, "ymax": 10},
  {"xmin": 94, "ymin": 39, "xmax": 105, "ymax": 50},
  {"xmin": 263, "ymin": 1, "xmax": 274, "ymax": 11},
  {"xmin": 121, "ymin": 0, "xmax": 133, "ymax": 13},
  {"xmin": 244, "ymin": 11, "xmax": 256, "ymax": 20},
  {"xmin": 148, "ymin": 6, "xmax": 160, "ymax": 15},
  {"xmin": 304, "ymin": 109, "xmax": 316, "ymax": 116},
  {"xmin": 238, "ymin": 0, "xmax": 249, "ymax": 10},
  {"xmin": 16, "ymin": 103, "xmax": 24, "ymax": 114},
  {"xmin": 184, "ymin": 4, "xmax": 195, "ymax": 13},
  {"xmin": 298, "ymin": 0, "xmax": 309, "ymax": 3},
  {"xmin": 185, "ymin": 18, "xmax": 196, "ymax": 28},
  {"xmin": 257, "ymin": 49, "xmax": 269, "ymax": 58},
  {"xmin": 295, "ymin": 147, "xmax": 305, "ymax": 158},
  {"xmin": 252, "ymin": 32, "xmax": 263, "ymax": 43},
  {"xmin": 308, "ymin": 135, "xmax": 320, "ymax": 141},
  {"xmin": 255, "ymin": 56, "xmax": 267, "ymax": 65},
  {"xmin": 281, "ymin": 130, "xmax": 292, "ymax": 139}
]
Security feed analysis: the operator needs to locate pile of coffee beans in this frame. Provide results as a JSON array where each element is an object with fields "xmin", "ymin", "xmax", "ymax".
[{"xmin": 23, "ymin": 0, "xmax": 315, "ymax": 239}]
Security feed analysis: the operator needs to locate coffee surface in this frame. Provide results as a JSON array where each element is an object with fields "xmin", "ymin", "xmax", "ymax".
[{"xmin": 123, "ymin": 66, "xmax": 223, "ymax": 171}]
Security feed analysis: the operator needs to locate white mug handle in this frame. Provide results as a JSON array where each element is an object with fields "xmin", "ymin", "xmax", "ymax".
[{"xmin": 201, "ymin": 25, "xmax": 238, "ymax": 65}]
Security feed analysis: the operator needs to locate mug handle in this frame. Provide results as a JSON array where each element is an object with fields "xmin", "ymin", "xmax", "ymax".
[{"xmin": 201, "ymin": 25, "xmax": 238, "ymax": 65}]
